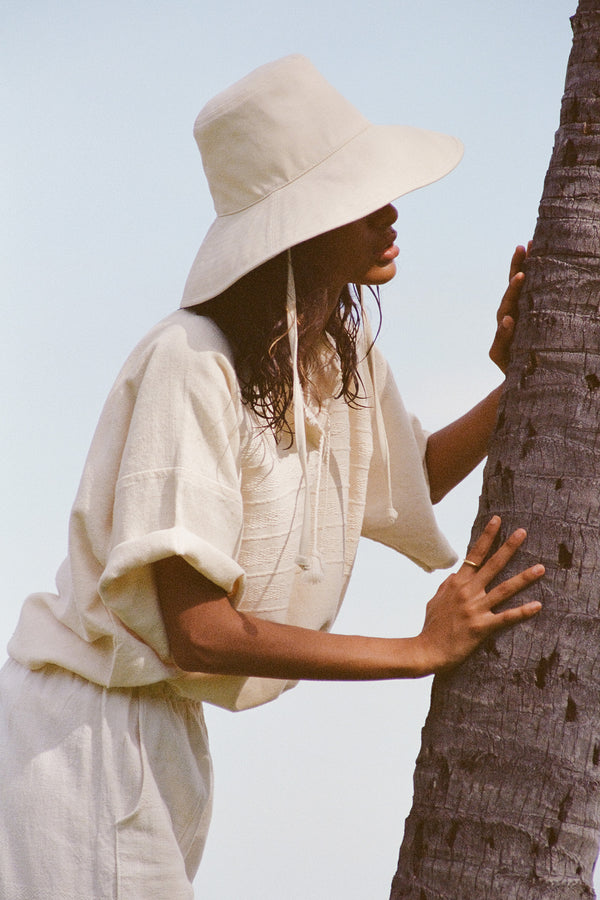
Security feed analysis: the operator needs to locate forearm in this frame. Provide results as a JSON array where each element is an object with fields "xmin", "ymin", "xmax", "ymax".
[
  {"xmin": 425, "ymin": 384, "xmax": 503, "ymax": 503},
  {"xmin": 177, "ymin": 597, "xmax": 428, "ymax": 681},
  {"xmin": 155, "ymin": 556, "xmax": 430, "ymax": 681}
]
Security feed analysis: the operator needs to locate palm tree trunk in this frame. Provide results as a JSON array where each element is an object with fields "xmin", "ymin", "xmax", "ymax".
[{"xmin": 390, "ymin": 3, "xmax": 600, "ymax": 897}]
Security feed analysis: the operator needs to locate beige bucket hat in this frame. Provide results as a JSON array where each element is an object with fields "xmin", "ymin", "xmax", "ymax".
[{"xmin": 180, "ymin": 54, "xmax": 463, "ymax": 307}]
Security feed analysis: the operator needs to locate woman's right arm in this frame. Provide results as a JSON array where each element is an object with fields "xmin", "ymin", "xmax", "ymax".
[{"xmin": 154, "ymin": 516, "xmax": 544, "ymax": 682}]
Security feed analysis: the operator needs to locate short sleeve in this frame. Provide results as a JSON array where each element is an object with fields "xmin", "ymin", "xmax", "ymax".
[
  {"xmin": 361, "ymin": 345, "xmax": 457, "ymax": 572},
  {"xmin": 94, "ymin": 315, "xmax": 247, "ymax": 655}
]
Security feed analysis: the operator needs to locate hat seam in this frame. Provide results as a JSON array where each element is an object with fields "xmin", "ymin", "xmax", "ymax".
[{"xmin": 215, "ymin": 121, "xmax": 372, "ymax": 218}]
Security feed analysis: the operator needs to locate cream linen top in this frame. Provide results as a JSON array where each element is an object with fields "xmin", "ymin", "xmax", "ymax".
[{"xmin": 9, "ymin": 310, "xmax": 456, "ymax": 710}]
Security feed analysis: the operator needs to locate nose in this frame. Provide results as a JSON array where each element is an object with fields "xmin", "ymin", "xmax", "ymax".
[{"xmin": 367, "ymin": 204, "xmax": 398, "ymax": 228}]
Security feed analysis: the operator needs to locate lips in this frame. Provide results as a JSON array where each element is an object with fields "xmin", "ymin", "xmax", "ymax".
[{"xmin": 375, "ymin": 229, "xmax": 399, "ymax": 265}]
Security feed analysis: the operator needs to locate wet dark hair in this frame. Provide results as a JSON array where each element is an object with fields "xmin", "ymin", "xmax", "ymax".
[{"xmin": 190, "ymin": 251, "xmax": 381, "ymax": 442}]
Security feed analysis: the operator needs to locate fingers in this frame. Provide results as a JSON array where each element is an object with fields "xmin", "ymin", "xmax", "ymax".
[
  {"xmin": 461, "ymin": 516, "xmax": 545, "ymax": 593},
  {"xmin": 491, "ymin": 597, "xmax": 542, "ymax": 629},
  {"xmin": 476, "ymin": 525, "xmax": 529, "ymax": 583},
  {"xmin": 489, "ymin": 314, "xmax": 515, "ymax": 373},
  {"xmin": 508, "ymin": 244, "xmax": 527, "ymax": 281},
  {"xmin": 460, "ymin": 515, "xmax": 502, "ymax": 570},
  {"xmin": 499, "ymin": 243, "xmax": 528, "ymax": 322},
  {"xmin": 496, "ymin": 270, "xmax": 524, "ymax": 325},
  {"xmin": 462, "ymin": 515, "xmax": 545, "ymax": 626},
  {"xmin": 490, "ymin": 246, "xmax": 529, "ymax": 373},
  {"xmin": 485, "ymin": 561, "xmax": 545, "ymax": 607}
]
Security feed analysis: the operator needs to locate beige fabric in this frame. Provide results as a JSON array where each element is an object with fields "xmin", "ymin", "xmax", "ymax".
[
  {"xmin": 180, "ymin": 55, "xmax": 463, "ymax": 305},
  {"xmin": 0, "ymin": 658, "xmax": 212, "ymax": 900},
  {"xmin": 8, "ymin": 310, "xmax": 456, "ymax": 711}
]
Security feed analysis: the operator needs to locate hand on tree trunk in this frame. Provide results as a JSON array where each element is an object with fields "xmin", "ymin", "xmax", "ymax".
[
  {"xmin": 414, "ymin": 515, "xmax": 544, "ymax": 676},
  {"xmin": 489, "ymin": 243, "xmax": 531, "ymax": 374}
]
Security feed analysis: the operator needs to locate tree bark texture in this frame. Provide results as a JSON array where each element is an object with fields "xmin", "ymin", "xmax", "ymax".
[{"xmin": 391, "ymin": 4, "xmax": 600, "ymax": 898}]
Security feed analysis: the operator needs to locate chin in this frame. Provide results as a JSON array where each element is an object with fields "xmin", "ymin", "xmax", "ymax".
[{"xmin": 363, "ymin": 262, "xmax": 397, "ymax": 286}]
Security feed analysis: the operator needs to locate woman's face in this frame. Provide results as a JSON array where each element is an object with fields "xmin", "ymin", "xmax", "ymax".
[{"xmin": 293, "ymin": 204, "xmax": 399, "ymax": 298}]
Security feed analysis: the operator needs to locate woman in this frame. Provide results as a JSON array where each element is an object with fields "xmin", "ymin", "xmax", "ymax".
[{"xmin": 0, "ymin": 55, "xmax": 543, "ymax": 898}]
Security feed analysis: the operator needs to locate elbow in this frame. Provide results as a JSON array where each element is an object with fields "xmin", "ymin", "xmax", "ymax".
[
  {"xmin": 429, "ymin": 486, "xmax": 447, "ymax": 505},
  {"xmin": 425, "ymin": 453, "xmax": 450, "ymax": 504},
  {"xmin": 427, "ymin": 466, "xmax": 447, "ymax": 504},
  {"xmin": 168, "ymin": 635, "xmax": 204, "ymax": 673},
  {"xmin": 424, "ymin": 441, "xmax": 444, "ymax": 505},
  {"xmin": 168, "ymin": 610, "xmax": 254, "ymax": 676},
  {"xmin": 168, "ymin": 630, "xmax": 231, "ymax": 675},
  {"xmin": 154, "ymin": 557, "xmax": 243, "ymax": 675}
]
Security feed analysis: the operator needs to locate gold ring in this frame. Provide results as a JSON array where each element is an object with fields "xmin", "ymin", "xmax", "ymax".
[{"xmin": 463, "ymin": 559, "xmax": 480, "ymax": 570}]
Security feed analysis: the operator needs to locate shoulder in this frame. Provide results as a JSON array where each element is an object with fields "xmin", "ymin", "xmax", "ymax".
[
  {"xmin": 142, "ymin": 309, "xmax": 235, "ymax": 363},
  {"xmin": 120, "ymin": 310, "xmax": 239, "ymax": 390}
]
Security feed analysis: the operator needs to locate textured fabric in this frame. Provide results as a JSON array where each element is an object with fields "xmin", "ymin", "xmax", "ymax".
[
  {"xmin": 0, "ymin": 658, "xmax": 212, "ymax": 900},
  {"xmin": 8, "ymin": 309, "xmax": 456, "ymax": 711}
]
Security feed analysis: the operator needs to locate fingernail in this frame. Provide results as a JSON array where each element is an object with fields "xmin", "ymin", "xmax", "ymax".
[{"xmin": 532, "ymin": 565, "xmax": 545, "ymax": 575}]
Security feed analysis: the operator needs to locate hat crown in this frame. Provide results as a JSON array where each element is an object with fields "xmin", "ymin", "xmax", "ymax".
[{"xmin": 195, "ymin": 55, "xmax": 369, "ymax": 216}]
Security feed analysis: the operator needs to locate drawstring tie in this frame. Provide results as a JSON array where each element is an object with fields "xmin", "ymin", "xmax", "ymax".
[
  {"xmin": 286, "ymin": 250, "xmax": 325, "ymax": 582},
  {"xmin": 285, "ymin": 269, "xmax": 397, "ymax": 577}
]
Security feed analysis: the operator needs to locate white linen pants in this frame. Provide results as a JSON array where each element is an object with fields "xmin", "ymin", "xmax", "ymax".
[{"xmin": 0, "ymin": 659, "xmax": 213, "ymax": 900}]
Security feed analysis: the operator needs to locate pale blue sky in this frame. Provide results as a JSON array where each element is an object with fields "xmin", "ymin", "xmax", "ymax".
[{"xmin": 2, "ymin": 2, "xmax": 579, "ymax": 897}]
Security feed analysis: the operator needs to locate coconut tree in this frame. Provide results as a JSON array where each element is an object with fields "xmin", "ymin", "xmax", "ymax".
[{"xmin": 390, "ymin": 2, "xmax": 600, "ymax": 897}]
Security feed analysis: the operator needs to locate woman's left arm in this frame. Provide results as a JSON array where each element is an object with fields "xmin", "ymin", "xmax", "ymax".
[{"xmin": 425, "ymin": 244, "xmax": 528, "ymax": 504}]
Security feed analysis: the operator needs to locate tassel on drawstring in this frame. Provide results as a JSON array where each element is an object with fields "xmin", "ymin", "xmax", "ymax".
[{"xmin": 286, "ymin": 250, "xmax": 325, "ymax": 582}]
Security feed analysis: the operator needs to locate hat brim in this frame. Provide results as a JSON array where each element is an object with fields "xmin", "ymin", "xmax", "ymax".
[{"xmin": 181, "ymin": 123, "xmax": 463, "ymax": 307}]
